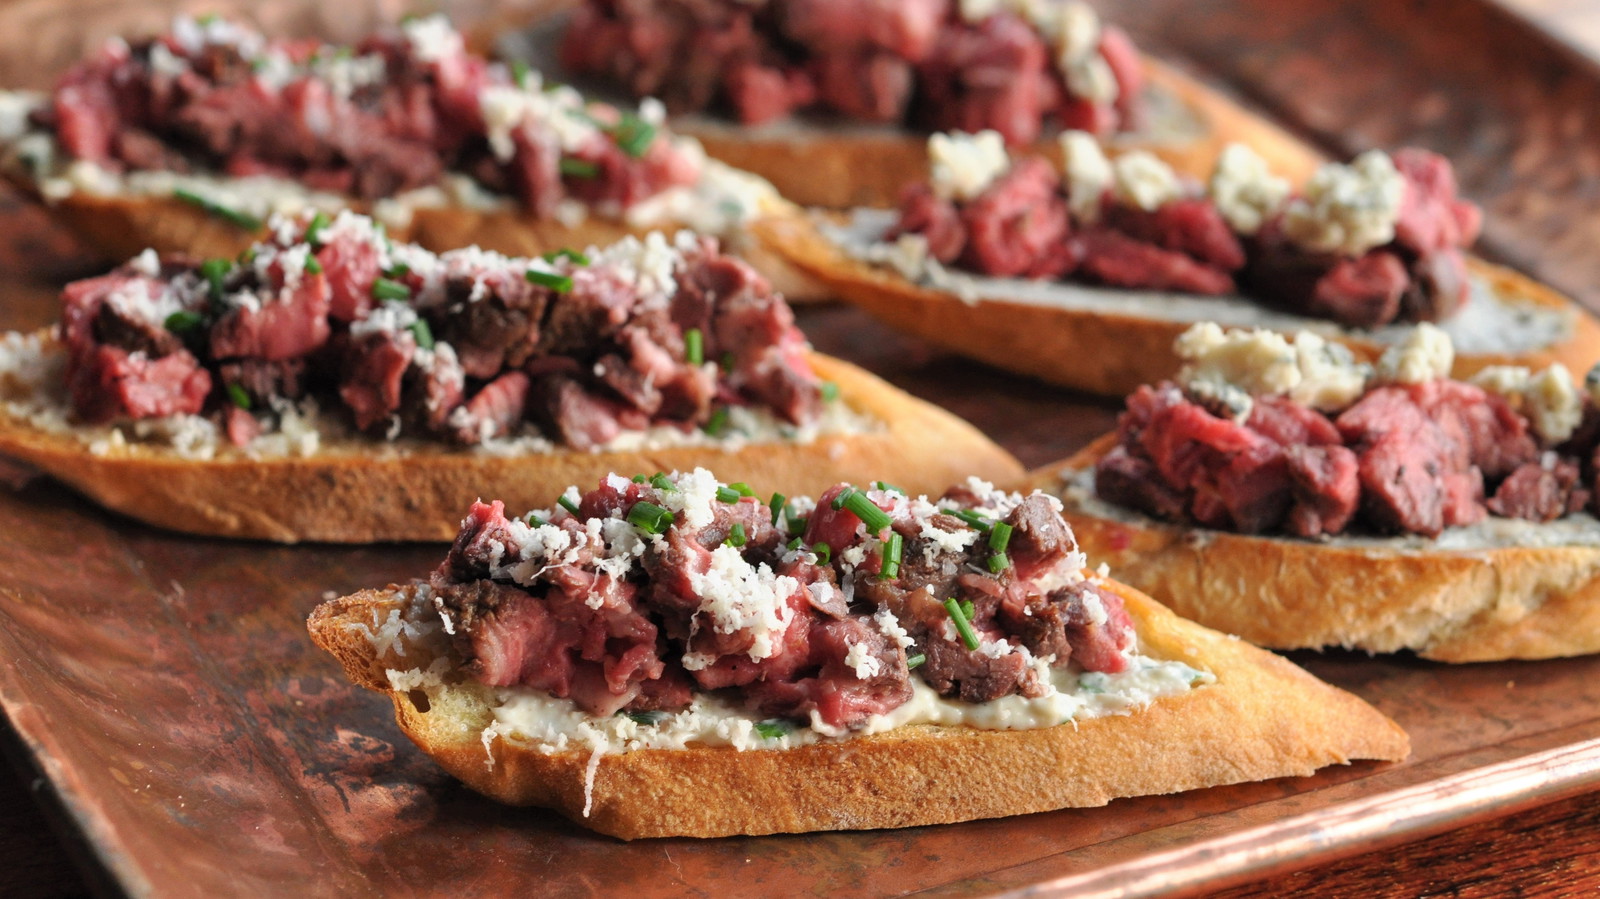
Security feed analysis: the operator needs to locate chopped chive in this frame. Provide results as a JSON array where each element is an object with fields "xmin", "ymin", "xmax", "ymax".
[
  {"xmin": 558, "ymin": 495, "xmax": 581, "ymax": 516},
  {"xmin": 408, "ymin": 318, "xmax": 434, "ymax": 350},
  {"xmin": 650, "ymin": 473, "xmax": 675, "ymax": 491},
  {"xmin": 842, "ymin": 490, "xmax": 892, "ymax": 533},
  {"xmin": 304, "ymin": 254, "xmax": 323, "ymax": 274},
  {"xmin": 715, "ymin": 485, "xmax": 743, "ymax": 504},
  {"xmin": 626, "ymin": 500, "xmax": 674, "ymax": 534},
  {"xmin": 874, "ymin": 481, "xmax": 904, "ymax": 494},
  {"xmin": 541, "ymin": 248, "xmax": 589, "ymax": 266},
  {"xmin": 787, "ymin": 515, "xmax": 808, "ymax": 538},
  {"xmin": 810, "ymin": 542, "xmax": 832, "ymax": 566},
  {"xmin": 879, "ymin": 532, "xmax": 903, "ymax": 580},
  {"xmin": 172, "ymin": 188, "xmax": 262, "ymax": 230},
  {"xmin": 631, "ymin": 474, "xmax": 647, "ymax": 483},
  {"xmin": 371, "ymin": 277, "xmax": 410, "ymax": 301},
  {"xmin": 787, "ymin": 536, "xmax": 804, "ymax": 551},
  {"xmin": 623, "ymin": 709, "xmax": 667, "ymax": 726},
  {"xmin": 511, "ymin": 59, "xmax": 532, "ymax": 89},
  {"xmin": 753, "ymin": 719, "xmax": 791, "ymax": 740},
  {"xmin": 164, "ymin": 310, "xmax": 204, "ymax": 334},
  {"xmin": 819, "ymin": 380, "xmax": 840, "ymax": 402},
  {"xmin": 953, "ymin": 509, "xmax": 992, "ymax": 531},
  {"xmin": 237, "ymin": 247, "xmax": 257, "ymax": 265},
  {"xmin": 728, "ymin": 482, "xmax": 755, "ymax": 497},
  {"xmin": 525, "ymin": 268, "xmax": 574, "ymax": 292},
  {"xmin": 684, "ymin": 327, "xmax": 704, "ymax": 366},
  {"xmin": 960, "ymin": 599, "xmax": 975, "ymax": 621},
  {"xmin": 720, "ymin": 351, "xmax": 735, "ymax": 372},
  {"xmin": 225, "ymin": 382, "xmax": 252, "ymax": 411},
  {"xmin": 769, "ymin": 493, "xmax": 787, "ymax": 526},
  {"xmin": 944, "ymin": 597, "xmax": 980, "ymax": 651},
  {"xmin": 610, "ymin": 113, "xmax": 657, "ymax": 158},
  {"xmin": 304, "ymin": 211, "xmax": 330, "ymax": 247},
  {"xmin": 906, "ymin": 652, "xmax": 926, "ymax": 670},
  {"xmin": 831, "ymin": 487, "xmax": 855, "ymax": 510},
  {"xmin": 559, "ymin": 157, "xmax": 600, "ymax": 179},
  {"xmin": 726, "ymin": 523, "xmax": 747, "ymax": 547},
  {"xmin": 524, "ymin": 512, "xmax": 548, "ymax": 527},
  {"xmin": 703, "ymin": 406, "xmax": 729, "ymax": 436},
  {"xmin": 199, "ymin": 258, "xmax": 230, "ymax": 299},
  {"xmin": 987, "ymin": 552, "xmax": 1011, "ymax": 574},
  {"xmin": 385, "ymin": 261, "xmax": 411, "ymax": 278},
  {"xmin": 988, "ymin": 521, "xmax": 1014, "ymax": 552}
]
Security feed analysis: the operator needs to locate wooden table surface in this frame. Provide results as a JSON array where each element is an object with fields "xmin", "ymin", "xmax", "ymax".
[{"xmin": 6, "ymin": 1, "xmax": 1600, "ymax": 896}]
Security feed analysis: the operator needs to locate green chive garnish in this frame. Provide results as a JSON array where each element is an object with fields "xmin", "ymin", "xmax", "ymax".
[
  {"xmin": 225, "ymin": 383, "xmax": 252, "ymax": 410},
  {"xmin": 819, "ymin": 380, "xmax": 840, "ymax": 402},
  {"xmin": 610, "ymin": 112, "xmax": 656, "ymax": 158},
  {"xmin": 541, "ymin": 248, "xmax": 589, "ymax": 266},
  {"xmin": 627, "ymin": 501, "xmax": 674, "ymax": 534},
  {"xmin": 304, "ymin": 211, "xmax": 330, "ymax": 247},
  {"xmin": 906, "ymin": 652, "xmax": 926, "ymax": 670},
  {"xmin": 720, "ymin": 351, "xmax": 735, "ymax": 372},
  {"xmin": 558, "ymin": 495, "xmax": 581, "ymax": 516},
  {"xmin": 879, "ymin": 532, "xmax": 903, "ymax": 580},
  {"xmin": 684, "ymin": 328, "xmax": 704, "ymax": 366},
  {"xmin": 172, "ymin": 188, "xmax": 262, "ymax": 230},
  {"xmin": 726, "ymin": 523, "xmax": 747, "ymax": 547},
  {"xmin": 953, "ymin": 509, "xmax": 992, "ymax": 531},
  {"xmin": 631, "ymin": 474, "xmax": 647, "ymax": 483},
  {"xmin": 525, "ymin": 268, "xmax": 574, "ymax": 292},
  {"xmin": 787, "ymin": 516, "xmax": 808, "ymax": 538},
  {"xmin": 811, "ymin": 542, "xmax": 832, "ymax": 566},
  {"xmin": 304, "ymin": 255, "xmax": 323, "ymax": 275},
  {"xmin": 874, "ymin": 481, "xmax": 904, "ymax": 494},
  {"xmin": 753, "ymin": 719, "xmax": 791, "ymax": 740},
  {"xmin": 408, "ymin": 318, "xmax": 434, "ymax": 350},
  {"xmin": 559, "ymin": 157, "xmax": 600, "ymax": 178},
  {"xmin": 371, "ymin": 277, "xmax": 410, "ymax": 301},
  {"xmin": 715, "ymin": 485, "xmax": 743, "ymax": 504},
  {"xmin": 841, "ymin": 490, "xmax": 892, "ymax": 533},
  {"xmin": 385, "ymin": 261, "xmax": 411, "ymax": 279},
  {"xmin": 787, "ymin": 536, "xmax": 804, "ymax": 551},
  {"xmin": 703, "ymin": 406, "xmax": 729, "ymax": 436},
  {"xmin": 623, "ymin": 709, "xmax": 667, "ymax": 725},
  {"xmin": 989, "ymin": 522, "xmax": 1014, "ymax": 552},
  {"xmin": 960, "ymin": 599, "xmax": 975, "ymax": 621},
  {"xmin": 944, "ymin": 597, "xmax": 980, "ymax": 651},
  {"xmin": 650, "ymin": 473, "xmax": 675, "ymax": 491},
  {"xmin": 728, "ymin": 482, "xmax": 755, "ymax": 497},
  {"xmin": 524, "ymin": 512, "xmax": 548, "ymax": 527},
  {"xmin": 164, "ymin": 310, "xmax": 204, "ymax": 334},
  {"xmin": 199, "ymin": 257, "xmax": 230, "ymax": 299},
  {"xmin": 511, "ymin": 60, "xmax": 532, "ymax": 89},
  {"xmin": 987, "ymin": 552, "xmax": 1011, "ymax": 574},
  {"xmin": 769, "ymin": 493, "xmax": 787, "ymax": 526}
]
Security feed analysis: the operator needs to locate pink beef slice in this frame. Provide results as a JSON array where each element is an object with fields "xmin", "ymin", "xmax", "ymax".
[
  {"xmin": 1306, "ymin": 250, "xmax": 1409, "ymax": 328},
  {"xmin": 780, "ymin": 0, "xmax": 945, "ymax": 61},
  {"xmin": 1410, "ymin": 379, "xmax": 1538, "ymax": 480},
  {"xmin": 60, "ymin": 272, "xmax": 211, "ymax": 422},
  {"xmin": 1392, "ymin": 148, "xmax": 1482, "ymax": 256},
  {"xmin": 889, "ymin": 183, "xmax": 968, "ymax": 262},
  {"xmin": 1336, "ymin": 385, "xmax": 1486, "ymax": 536},
  {"xmin": 449, "ymin": 371, "xmax": 530, "ymax": 444},
  {"xmin": 208, "ymin": 274, "xmax": 333, "ymax": 362},
  {"xmin": 916, "ymin": 12, "xmax": 1053, "ymax": 145},
  {"xmin": 1105, "ymin": 199, "xmax": 1247, "ymax": 272},
  {"xmin": 1488, "ymin": 458, "xmax": 1587, "ymax": 522},
  {"xmin": 1077, "ymin": 228, "xmax": 1235, "ymax": 295},
  {"xmin": 1283, "ymin": 444, "xmax": 1361, "ymax": 536},
  {"xmin": 807, "ymin": 50, "xmax": 915, "ymax": 122},
  {"xmin": 338, "ymin": 330, "xmax": 415, "ymax": 431},
  {"xmin": 957, "ymin": 157, "xmax": 1075, "ymax": 278}
]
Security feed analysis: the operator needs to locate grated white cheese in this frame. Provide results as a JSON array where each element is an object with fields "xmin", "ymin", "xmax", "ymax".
[
  {"xmin": 928, "ymin": 130, "xmax": 1010, "ymax": 202},
  {"xmin": 401, "ymin": 14, "xmax": 465, "ymax": 64},
  {"xmin": 843, "ymin": 641, "xmax": 882, "ymax": 680},
  {"xmin": 1282, "ymin": 150, "xmax": 1405, "ymax": 257},
  {"xmin": 683, "ymin": 545, "xmax": 799, "ymax": 665}
]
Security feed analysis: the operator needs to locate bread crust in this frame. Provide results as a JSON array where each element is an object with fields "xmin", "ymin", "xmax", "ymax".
[
  {"xmin": 0, "ymin": 345, "xmax": 1020, "ymax": 542},
  {"xmin": 306, "ymin": 578, "xmax": 1408, "ymax": 840},
  {"xmin": 671, "ymin": 56, "xmax": 1326, "ymax": 210},
  {"xmin": 757, "ymin": 213, "xmax": 1600, "ymax": 397},
  {"xmin": 1039, "ymin": 435, "xmax": 1600, "ymax": 663}
]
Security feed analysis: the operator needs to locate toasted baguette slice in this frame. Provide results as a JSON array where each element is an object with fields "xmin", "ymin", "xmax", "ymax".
[
  {"xmin": 677, "ymin": 57, "xmax": 1325, "ymax": 210},
  {"xmin": 1, "ymin": 172, "xmax": 826, "ymax": 303},
  {"xmin": 307, "ymin": 577, "xmax": 1408, "ymax": 839},
  {"xmin": 0, "ymin": 346, "xmax": 1019, "ymax": 542},
  {"xmin": 1038, "ymin": 435, "xmax": 1600, "ymax": 663},
  {"xmin": 758, "ymin": 213, "xmax": 1600, "ymax": 397}
]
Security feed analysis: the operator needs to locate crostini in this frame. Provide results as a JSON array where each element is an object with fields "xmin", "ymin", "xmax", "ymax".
[
  {"xmin": 0, "ymin": 212, "xmax": 1020, "ymax": 542},
  {"xmin": 308, "ymin": 469, "xmax": 1408, "ymax": 838},
  {"xmin": 1037, "ymin": 322, "xmax": 1600, "ymax": 662},
  {"xmin": 508, "ymin": 0, "xmax": 1323, "ymax": 208},
  {"xmin": 763, "ymin": 132, "xmax": 1600, "ymax": 395},
  {"xmin": 0, "ymin": 15, "xmax": 817, "ymax": 293}
]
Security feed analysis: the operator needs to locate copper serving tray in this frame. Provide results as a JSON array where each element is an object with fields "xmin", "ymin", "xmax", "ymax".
[{"xmin": 4, "ymin": 0, "xmax": 1600, "ymax": 896}]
